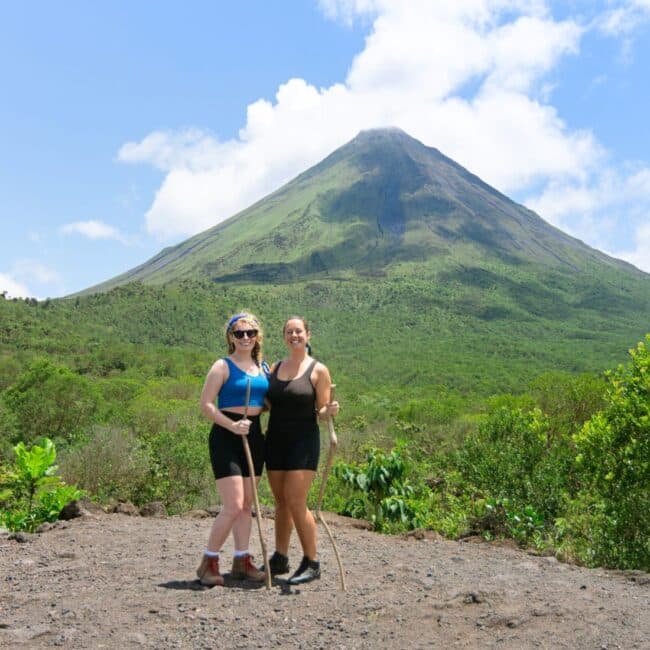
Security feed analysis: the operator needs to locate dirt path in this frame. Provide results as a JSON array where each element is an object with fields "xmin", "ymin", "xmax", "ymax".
[{"xmin": 1, "ymin": 509, "xmax": 648, "ymax": 649}]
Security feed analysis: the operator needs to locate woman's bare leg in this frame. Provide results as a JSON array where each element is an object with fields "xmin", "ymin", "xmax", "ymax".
[
  {"xmin": 206, "ymin": 476, "xmax": 245, "ymax": 552},
  {"xmin": 231, "ymin": 476, "xmax": 261, "ymax": 551},
  {"xmin": 268, "ymin": 470, "xmax": 294, "ymax": 555},
  {"xmin": 283, "ymin": 470, "xmax": 317, "ymax": 559}
]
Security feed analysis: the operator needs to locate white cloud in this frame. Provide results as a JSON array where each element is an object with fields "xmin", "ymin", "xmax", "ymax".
[
  {"xmin": 525, "ymin": 166, "xmax": 650, "ymax": 271},
  {"xmin": 118, "ymin": 129, "xmax": 228, "ymax": 173},
  {"xmin": 61, "ymin": 220, "xmax": 128, "ymax": 243},
  {"xmin": 0, "ymin": 273, "xmax": 31, "ymax": 299},
  {"xmin": 0, "ymin": 261, "xmax": 63, "ymax": 299},
  {"xmin": 597, "ymin": 0, "xmax": 650, "ymax": 36},
  {"xmin": 611, "ymin": 221, "xmax": 650, "ymax": 272},
  {"xmin": 318, "ymin": 0, "xmax": 379, "ymax": 25},
  {"xmin": 12, "ymin": 260, "xmax": 63, "ymax": 285},
  {"xmin": 117, "ymin": 0, "xmax": 650, "ymax": 273}
]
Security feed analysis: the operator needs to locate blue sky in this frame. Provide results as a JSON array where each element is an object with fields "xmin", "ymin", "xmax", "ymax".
[{"xmin": 2, "ymin": 0, "xmax": 650, "ymax": 298}]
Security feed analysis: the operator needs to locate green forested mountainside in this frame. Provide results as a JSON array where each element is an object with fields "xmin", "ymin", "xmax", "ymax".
[{"xmin": 2, "ymin": 273, "xmax": 648, "ymax": 400}]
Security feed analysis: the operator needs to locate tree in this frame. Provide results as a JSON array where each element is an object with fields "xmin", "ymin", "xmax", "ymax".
[
  {"xmin": 3, "ymin": 359, "xmax": 100, "ymax": 447},
  {"xmin": 569, "ymin": 335, "xmax": 650, "ymax": 569}
]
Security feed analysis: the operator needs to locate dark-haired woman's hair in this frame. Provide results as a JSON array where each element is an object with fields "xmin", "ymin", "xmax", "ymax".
[{"xmin": 283, "ymin": 316, "xmax": 310, "ymax": 332}]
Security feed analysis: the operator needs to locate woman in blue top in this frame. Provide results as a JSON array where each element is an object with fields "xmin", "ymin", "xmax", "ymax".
[{"xmin": 196, "ymin": 312, "xmax": 269, "ymax": 586}]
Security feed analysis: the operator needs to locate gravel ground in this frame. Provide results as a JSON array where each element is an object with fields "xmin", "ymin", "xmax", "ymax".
[{"xmin": 1, "ymin": 508, "xmax": 649, "ymax": 649}]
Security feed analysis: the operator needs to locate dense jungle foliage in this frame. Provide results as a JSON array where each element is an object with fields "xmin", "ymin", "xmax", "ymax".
[{"xmin": 0, "ymin": 283, "xmax": 648, "ymax": 570}]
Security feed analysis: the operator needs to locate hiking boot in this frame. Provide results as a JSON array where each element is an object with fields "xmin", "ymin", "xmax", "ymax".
[
  {"xmin": 196, "ymin": 554, "xmax": 224, "ymax": 586},
  {"xmin": 231, "ymin": 553, "xmax": 265, "ymax": 581},
  {"xmin": 286, "ymin": 555, "xmax": 320, "ymax": 585},
  {"xmin": 264, "ymin": 551, "xmax": 290, "ymax": 576}
]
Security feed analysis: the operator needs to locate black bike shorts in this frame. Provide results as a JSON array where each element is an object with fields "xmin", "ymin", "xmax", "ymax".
[{"xmin": 209, "ymin": 412, "xmax": 264, "ymax": 479}]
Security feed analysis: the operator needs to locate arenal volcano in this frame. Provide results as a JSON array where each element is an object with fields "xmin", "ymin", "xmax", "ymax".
[{"xmin": 84, "ymin": 128, "xmax": 644, "ymax": 292}]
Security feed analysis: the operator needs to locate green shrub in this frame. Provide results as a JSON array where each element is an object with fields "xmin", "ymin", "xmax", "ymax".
[
  {"xmin": 145, "ymin": 425, "xmax": 213, "ymax": 513},
  {"xmin": 457, "ymin": 407, "xmax": 548, "ymax": 506},
  {"xmin": 59, "ymin": 423, "xmax": 214, "ymax": 513},
  {"xmin": 470, "ymin": 498, "xmax": 546, "ymax": 548},
  {"xmin": 58, "ymin": 427, "xmax": 152, "ymax": 504},
  {"xmin": 562, "ymin": 336, "xmax": 650, "ymax": 569},
  {"xmin": 0, "ymin": 400, "xmax": 19, "ymax": 462},
  {"xmin": 127, "ymin": 389, "xmax": 199, "ymax": 438},
  {"xmin": 3, "ymin": 359, "xmax": 100, "ymax": 447},
  {"xmin": 333, "ymin": 443, "xmax": 428, "ymax": 531},
  {"xmin": 527, "ymin": 371, "xmax": 606, "ymax": 441},
  {"xmin": 451, "ymin": 404, "xmax": 576, "ymax": 546},
  {"xmin": 95, "ymin": 377, "xmax": 142, "ymax": 424},
  {"xmin": 394, "ymin": 391, "xmax": 464, "ymax": 426},
  {"xmin": 0, "ymin": 437, "xmax": 82, "ymax": 532}
]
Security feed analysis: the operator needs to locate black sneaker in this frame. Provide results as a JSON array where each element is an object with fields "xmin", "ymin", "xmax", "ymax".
[
  {"xmin": 286, "ymin": 555, "xmax": 320, "ymax": 585},
  {"xmin": 262, "ymin": 551, "xmax": 290, "ymax": 576}
]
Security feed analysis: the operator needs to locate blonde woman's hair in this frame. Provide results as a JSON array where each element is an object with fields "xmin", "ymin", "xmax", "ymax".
[{"xmin": 224, "ymin": 312, "xmax": 264, "ymax": 365}]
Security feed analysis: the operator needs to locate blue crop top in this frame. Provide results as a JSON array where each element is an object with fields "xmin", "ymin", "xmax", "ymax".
[{"xmin": 218, "ymin": 358, "xmax": 269, "ymax": 409}]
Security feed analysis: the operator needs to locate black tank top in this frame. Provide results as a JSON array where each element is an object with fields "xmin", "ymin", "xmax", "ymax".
[{"xmin": 267, "ymin": 359, "xmax": 317, "ymax": 422}]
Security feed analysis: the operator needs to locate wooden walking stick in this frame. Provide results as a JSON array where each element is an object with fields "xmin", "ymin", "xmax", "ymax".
[
  {"xmin": 241, "ymin": 378, "xmax": 272, "ymax": 589},
  {"xmin": 315, "ymin": 384, "xmax": 347, "ymax": 591}
]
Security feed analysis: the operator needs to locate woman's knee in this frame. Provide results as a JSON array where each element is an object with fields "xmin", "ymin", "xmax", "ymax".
[
  {"xmin": 284, "ymin": 491, "xmax": 308, "ymax": 514},
  {"xmin": 219, "ymin": 499, "xmax": 246, "ymax": 520},
  {"xmin": 274, "ymin": 491, "xmax": 290, "ymax": 508}
]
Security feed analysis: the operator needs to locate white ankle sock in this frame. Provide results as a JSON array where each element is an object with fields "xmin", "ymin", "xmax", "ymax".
[
  {"xmin": 233, "ymin": 549, "xmax": 249, "ymax": 558},
  {"xmin": 204, "ymin": 549, "xmax": 219, "ymax": 558}
]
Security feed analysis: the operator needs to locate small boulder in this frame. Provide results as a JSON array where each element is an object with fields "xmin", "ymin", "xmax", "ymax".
[
  {"xmin": 58, "ymin": 501, "xmax": 86, "ymax": 520},
  {"xmin": 140, "ymin": 501, "xmax": 167, "ymax": 518},
  {"xmin": 401, "ymin": 528, "xmax": 443, "ymax": 541},
  {"xmin": 59, "ymin": 498, "xmax": 104, "ymax": 521},
  {"xmin": 113, "ymin": 502, "xmax": 139, "ymax": 516},
  {"xmin": 181, "ymin": 509, "xmax": 211, "ymax": 519}
]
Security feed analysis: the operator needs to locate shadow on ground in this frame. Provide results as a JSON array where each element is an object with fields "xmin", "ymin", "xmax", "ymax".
[
  {"xmin": 158, "ymin": 576, "xmax": 302, "ymax": 594},
  {"xmin": 157, "ymin": 574, "xmax": 281, "ymax": 591}
]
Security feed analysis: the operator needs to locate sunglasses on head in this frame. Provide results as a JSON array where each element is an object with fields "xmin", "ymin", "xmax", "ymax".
[{"xmin": 232, "ymin": 329, "xmax": 258, "ymax": 339}]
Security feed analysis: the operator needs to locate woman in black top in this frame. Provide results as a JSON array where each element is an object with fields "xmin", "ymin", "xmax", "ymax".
[{"xmin": 265, "ymin": 316, "xmax": 339, "ymax": 585}]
